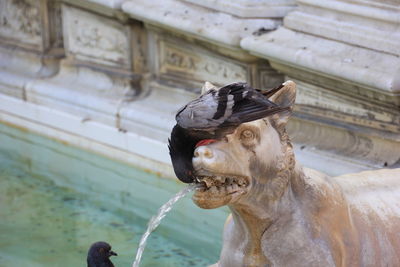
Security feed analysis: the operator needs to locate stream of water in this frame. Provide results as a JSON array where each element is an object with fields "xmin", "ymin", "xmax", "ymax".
[{"xmin": 132, "ymin": 183, "xmax": 198, "ymax": 267}]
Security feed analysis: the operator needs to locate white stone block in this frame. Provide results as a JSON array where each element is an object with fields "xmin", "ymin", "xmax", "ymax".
[
  {"xmin": 25, "ymin": 63, "xmax": 134, "ymax": 127},
  {"xmin": 122, "ymin": 0, "xmax": 281, "ymax": 47},
  {"xmin": 241, "ymin": 26, "xmax": 400, "ymax": 164},
  {"xmin": 85, "ymin": 0, "xmax": 126, "ymax": 9},
  {"xmin": 62, "ymin": 5, "xmax": 131, "ymax": 68},
  {"xmin": 0, "ymin": 94, "xmax": 175, "ymax": 178},
  {"xmin": 284, "ymin": 0, "xmax": 400, "ymax": 55},
  {"xmin": 158, "ymin": 39, "xmax": 249, "ymax": 87},
  {"xmin": 183, "ymin": 0, "xmax": 296, "ymax": 18},
  {"xmin": 118, "ymin": 82, "xmax": 195, "ymax": 142},
  {"xmin": 0, "ymin": 0, "xmax": 43, "ymax": 49},
  {"xmin": 0, "ymin": 46, "xmax": 59, "ymax": 98},
  {"xmin": 241, "ymin": 27, "xmax": 400, "ymax": 94}
]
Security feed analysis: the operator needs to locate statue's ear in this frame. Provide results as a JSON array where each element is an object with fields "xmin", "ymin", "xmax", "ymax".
[
  {"xmin": 268, "ymin": 80, "xmax": 297, "ymax": 127},
  {"xmin": 201, "ymin": 81, "xmax": 217, "ymax": 94}
]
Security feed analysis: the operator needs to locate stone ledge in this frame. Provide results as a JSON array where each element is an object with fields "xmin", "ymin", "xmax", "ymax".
[
  {"xmin": 0, "ymin": 46, "xmax": 59, "ymax": 99},
  {"xmin": 285, "ymin": 0, "xmax": 400, "ymax": 55},
  {"xmin": 25, "ymin": 63, "xmax": 138, "ymax": 127},
  {"xmin": 118, "ymin": 82, "xmax": 195, "ymax": 142},
  {"xmin": 183, "ymin": 0, "xmax": 296, "ymax": 18},
  {"xmin": 288, "ymin": 114, "xmax": 400, "ymax": 167},
  {"xmin": 0, "ymin": 94, "xmax": 174, "ymax": 178},
  {"xmin": 86, "ymin": 0, "xmax": 126, "ymax": 9},
  {"xmin": 122, "ymin": 0, "xmax": 281, "ymax": 47},
  {"xmin": 241, "ymin": 27, "xmax": 400, "ymax": 95}
]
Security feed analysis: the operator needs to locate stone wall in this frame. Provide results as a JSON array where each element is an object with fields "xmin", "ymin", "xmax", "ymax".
[{"xmin": 0, "ymin": 0, "xmax": 398, "ymax": 177}]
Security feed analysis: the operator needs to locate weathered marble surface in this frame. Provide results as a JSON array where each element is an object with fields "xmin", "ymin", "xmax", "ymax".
[
  {"xmin": 240, "ymin": 0, "xmax": 400, "ymax": 166},
  {"xmin": 285, "ymin": 0, "xmax": 400, "ymax": 55},
  {"xmin": 122, "ymin": 0, "xmax": 282, "ymax": 47},
  {"xmin": 0, "ymin": 0, "xmax": 43, "ymax": 49},
  {"xmin": 86, "ymin": 0, "xmax": 125, "ymax": 9},
  {"xmin": 63, "ymin": 5, "xmax": 131, "ymax": 68},
  {"xmin": 26, "ymin": 3, "xmax": 145, "ymax": 128},
  {"xmin": 146, "ymin": 26, "xmax": 283, "ymax": 93},
  {"xmin": 242, "ymin": 28, "xmax": 400, "ymax": 96},
  {"xmin": 0, "ymin": 0, "xmax": 63, "ymax": 98},
  {"xmin": 183, "ymin": 0, "xmax": 296, "ymax": 18}
]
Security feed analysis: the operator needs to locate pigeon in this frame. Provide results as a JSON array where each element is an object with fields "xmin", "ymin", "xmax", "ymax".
[
  {"xmin": 87, "ymin": 241, "xmax": 118, "ymax": 267},
  {"xmin": 168, "ymin": 81, "xmax": 292, "ymax": 183}
]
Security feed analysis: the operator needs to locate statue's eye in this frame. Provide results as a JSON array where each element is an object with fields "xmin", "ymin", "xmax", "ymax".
[{"xmin": 240, "ymin": 129, "xmax": 254, "ymax": 140}]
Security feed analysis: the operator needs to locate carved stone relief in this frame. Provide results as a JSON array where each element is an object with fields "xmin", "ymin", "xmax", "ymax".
[
  {"xmin": 159, "ymin": 40, "xmax": 248, "ymax": 89},
  {"xmin": 63, "ymin": 5, "xmax": 130, "ymax": 68},
  {"xmin": 0, "ymin": 0, "xmax": 43, "ymax": 47},
  {"xmin": 295, "ymin": 82, "xmax": 400, "ymax": 133}
]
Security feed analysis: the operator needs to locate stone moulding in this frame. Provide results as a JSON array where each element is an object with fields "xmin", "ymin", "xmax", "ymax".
[
  {"xmin": 85, "ymin": 0, "xmax": 126, "ymax": 9},
  {"xmin": 62, "ymin": 5, "xmax": 132, "ymax": 69},
  {"xmin": 285, "ymin": 0, "xmax": 400, "ymax": 56},
  {"xmin": 0, "ymin": 93, "xmax": 175, "ymax": 178},
  {"xmin": 158, "ymin": 38, "xmax": 249, "ymax": 91},
  {"xmin": 0, "ymin": 0, "xmax": 64, "ymax": 54},
  {"xmin": 144, "ymin": 24, "xmax": 284, "ymax": 95},
  {"xmin": 182, "ymin": 0, "xmax": 296, "ymax": 18},
  {"xmin": 0, "ymin": 0, "xmax": 44, "ymax": 50},
  {"xmin": 287, "ymin": 113, "xmax": 400, "ymax": 166},
  {"xmin": 0, "ymin": 0, "xmax": 63, "ymax": 99},
  {"xmin": 241, "ymin": 26, "xmax": 400, "ymax": 165},
  {"xmin": 241, "ymin": 28, "xmax": 400, "ymax": 96},
  {"xmin": 25, "ymin": 2, "xmax": 148, "ymax": 130},
  {"xmin": 121, "ymin": 0, "xmax": 282, "ymax": 48}
]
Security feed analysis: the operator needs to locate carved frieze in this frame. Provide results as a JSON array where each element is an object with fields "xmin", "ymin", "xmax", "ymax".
[
  {"xmin": 63, "ymin": 5, "xmax": 130, "ymax": 68},
  {"xmin": 295, "ymin": 82, "xmax": 400, "ymax": 133},
  {"xmin": 159, "ymin": 41, "xmax": 248, "ymax": 87},
  {"xmin": 0, "ymin": 0, "xmax": 43, "ymax": 47}
]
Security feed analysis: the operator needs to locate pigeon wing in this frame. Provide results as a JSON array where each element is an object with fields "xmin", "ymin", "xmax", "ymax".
[{"xmin": 176, "ymin": 83, "xmax": 250, "ymax": 130}]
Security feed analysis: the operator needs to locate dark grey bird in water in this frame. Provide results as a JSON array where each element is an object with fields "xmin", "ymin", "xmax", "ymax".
[
  {"xmin": 87, "ymin": 241, "xmax": 118, "ymax": 267},
  {"xmin": 169, "ymin": 81, "xmax": 293, "ymax": 183}
]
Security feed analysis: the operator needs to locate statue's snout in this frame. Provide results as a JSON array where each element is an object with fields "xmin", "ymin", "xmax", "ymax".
[
  {"xmin": 193, "ymin": 145, "xmax": 219, "ymax": 170},
  {"xmin": 194, "ymin": 145, "xmax": 214, "ymax": 159}
]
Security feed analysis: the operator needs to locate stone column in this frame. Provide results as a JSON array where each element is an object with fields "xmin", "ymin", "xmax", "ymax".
[
  {"xmin": 241, "ymin": 0, "xmax": 400, "ymax": 166},
  {"xmin": 0, "ymin": 0, "xmax": 63, "ymax": 98}
]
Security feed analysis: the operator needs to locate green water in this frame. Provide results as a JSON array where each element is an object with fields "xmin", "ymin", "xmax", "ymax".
[{"xmin": 0, "ymin": 123, "xmax": 228, "ymax": 266}]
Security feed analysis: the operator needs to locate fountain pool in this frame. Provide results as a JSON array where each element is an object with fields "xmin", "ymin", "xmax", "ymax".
[{"xmin": 0, "ymin": 122, "xmax": 228, "ymax": 267}]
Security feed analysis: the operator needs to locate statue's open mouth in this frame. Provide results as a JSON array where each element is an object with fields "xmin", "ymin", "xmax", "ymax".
[
  {"xmin": 192, "ymin": 172, "xmax": 250, "ymax": 208},
  {"xmin": 195, "ymin": 175, "xmax": 249, "ymax": 194}
]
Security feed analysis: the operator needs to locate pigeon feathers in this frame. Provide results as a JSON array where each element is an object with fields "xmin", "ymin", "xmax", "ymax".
[
  {"xmin": 169, "ymin": 81, "xmax": 292, "ymax": 183},
  {"xmin": 87, "ymin": 241, "xmax": 117, "ymax": 267}
]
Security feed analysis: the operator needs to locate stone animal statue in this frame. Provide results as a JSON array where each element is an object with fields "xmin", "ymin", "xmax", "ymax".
[
  {"xmin": 169, "ymin": 81, "xmax": 290, "ymax": 183},
  {"xmin": 189, "ymin": 81, "xmax": 400, "ymax": 267}
]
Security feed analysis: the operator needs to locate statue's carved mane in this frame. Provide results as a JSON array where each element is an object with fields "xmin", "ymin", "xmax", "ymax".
[{"xmin": 251, "ymin": 118, "xmax": 295, "ymax": 202}]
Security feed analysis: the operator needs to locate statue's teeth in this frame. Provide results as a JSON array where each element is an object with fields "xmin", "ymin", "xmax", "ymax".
[
  {"xmin": 215, "ymin": 176, "xmax": 223, "ymax": 184},
  {"xmin": 202, "ymin": 177, "xmax": 213, "ymax": 188},
  {"xmin": 210, "ymin": 185, "xmax": 218, "ymax": 193},
  {"xmin": 221, "ymin": 176, "xmax": 227, "ymax": 184}
]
